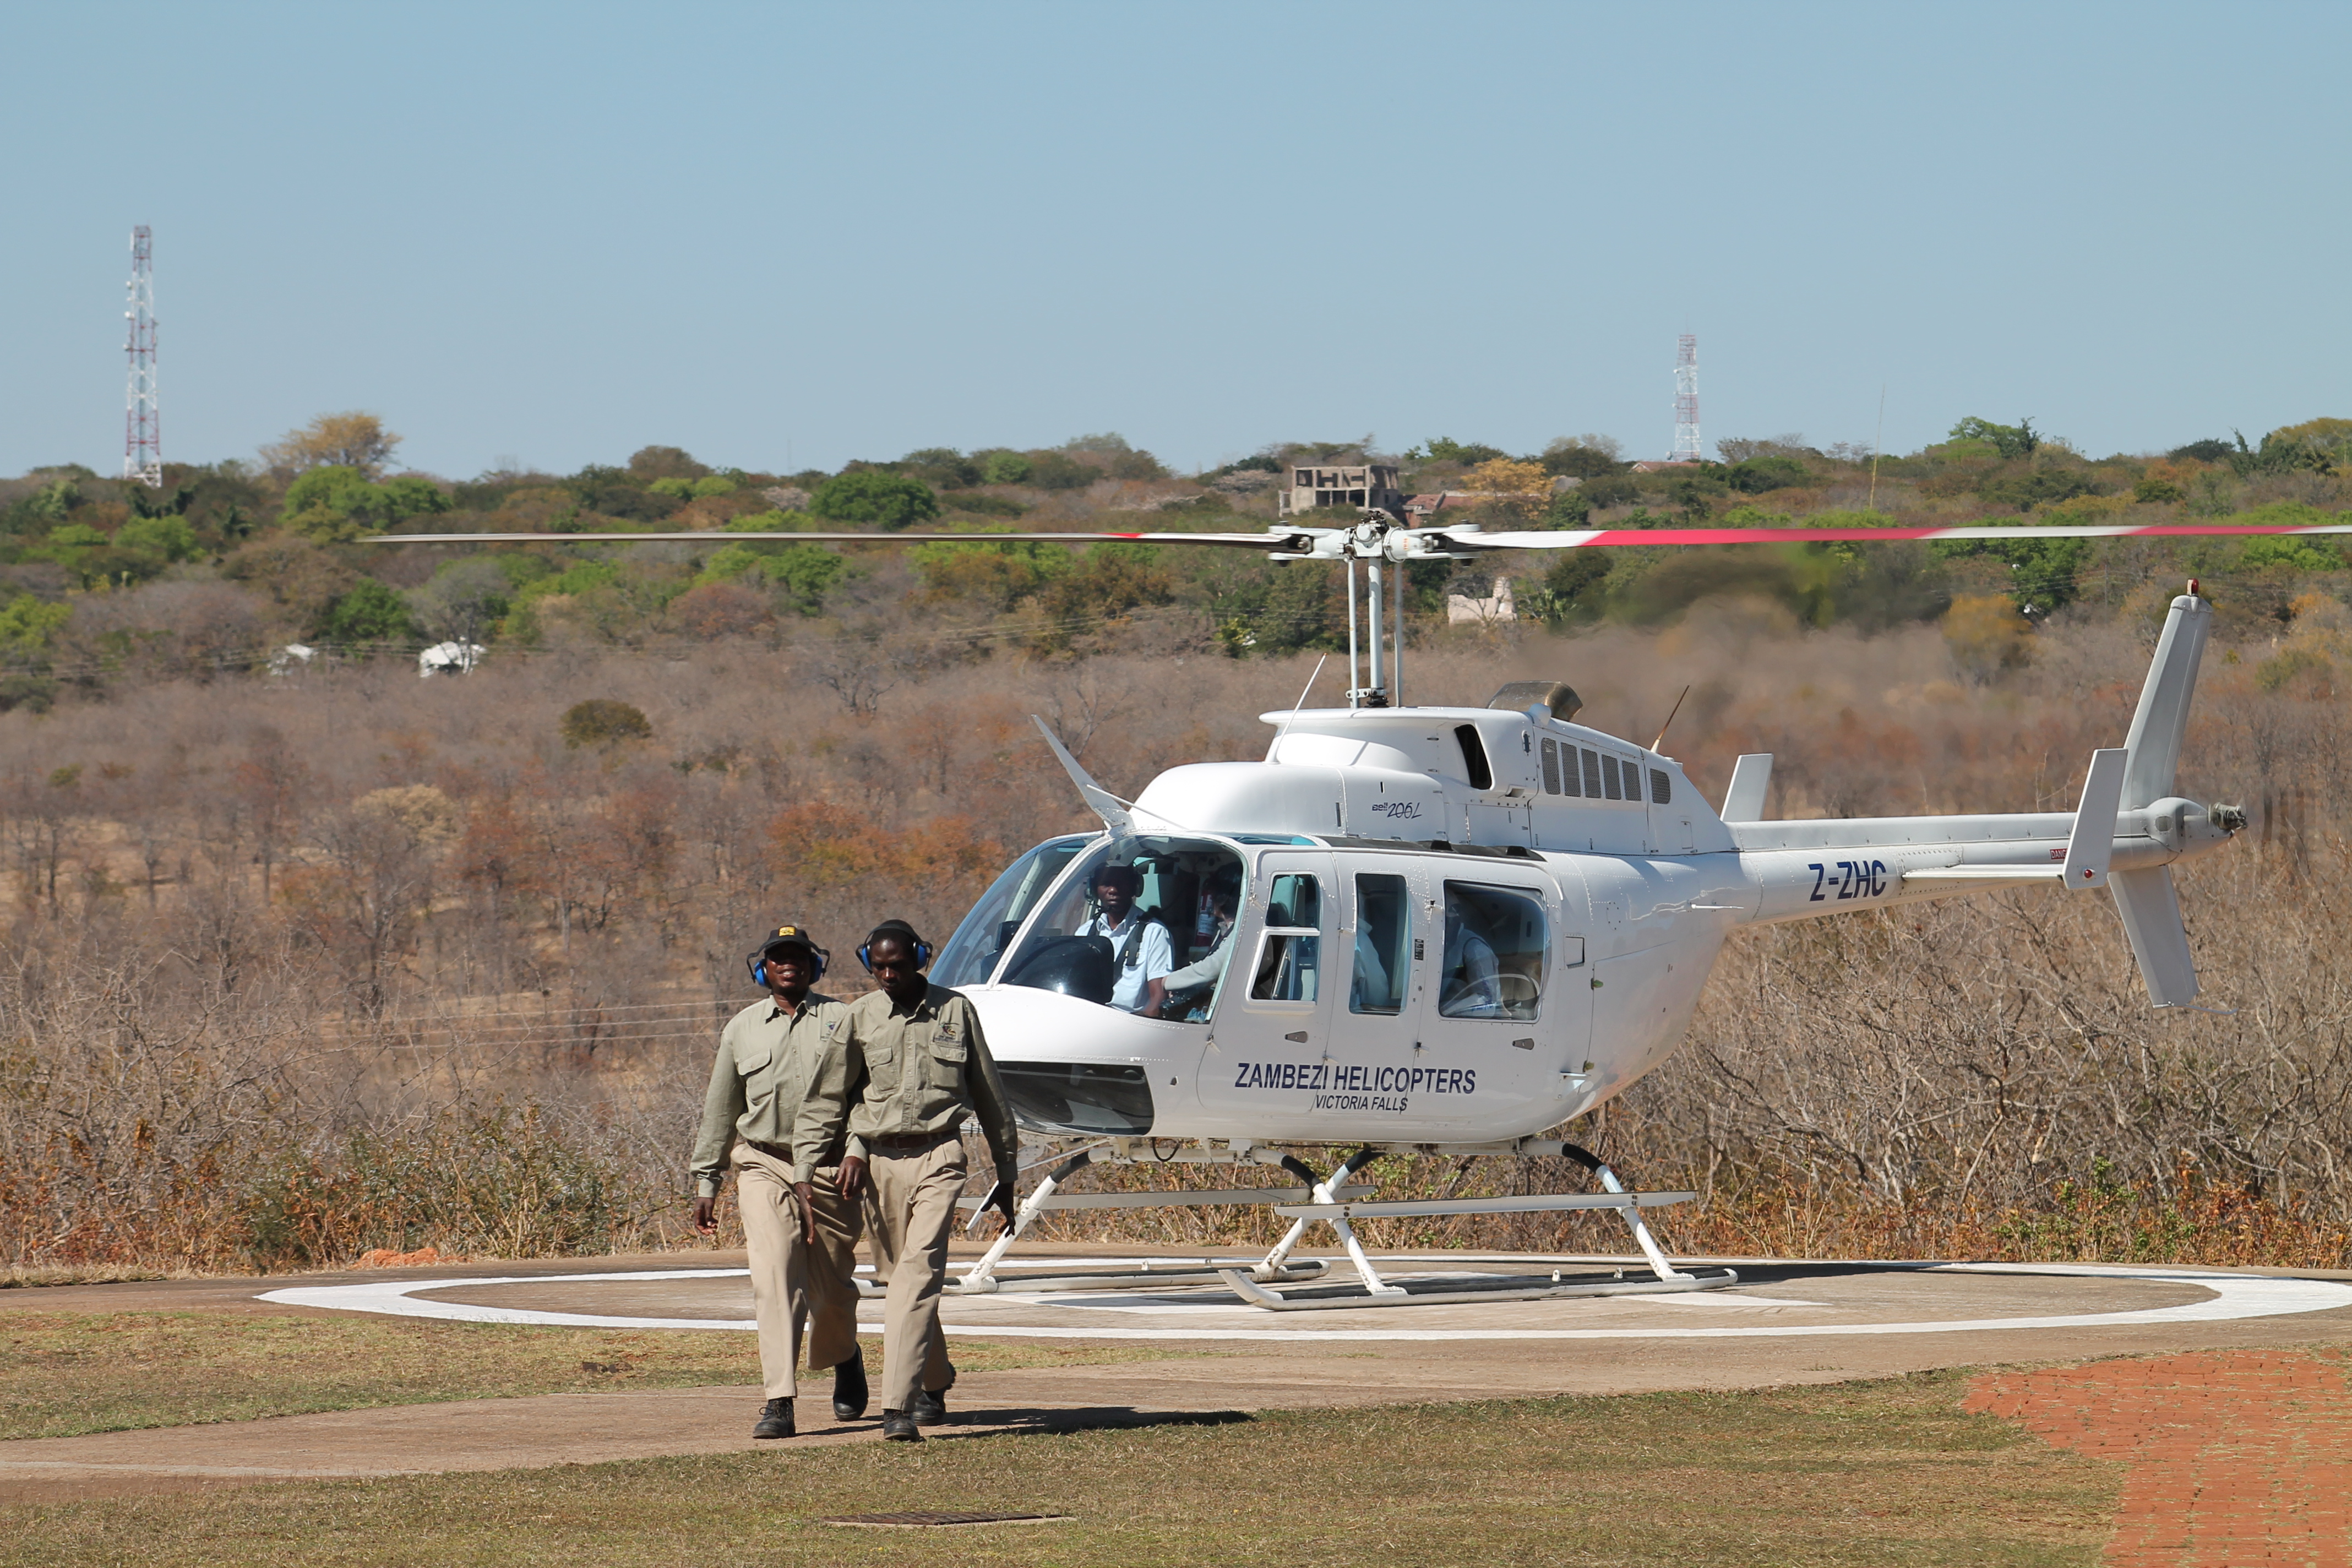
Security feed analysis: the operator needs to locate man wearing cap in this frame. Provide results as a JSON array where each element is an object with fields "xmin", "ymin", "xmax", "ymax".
[
  {"xmin": 689, "ymin": 923, "xmax": 867, "ymax": 1439},
  {"xmin": 793, "ymin": 919, "xmax": 1019, "ymax": 1442}
]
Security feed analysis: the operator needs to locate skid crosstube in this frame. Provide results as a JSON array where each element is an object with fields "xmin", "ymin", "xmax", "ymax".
[{"xmin": 1219, "ymin": 1264, "xmax": 1740, "ymax": 1311}]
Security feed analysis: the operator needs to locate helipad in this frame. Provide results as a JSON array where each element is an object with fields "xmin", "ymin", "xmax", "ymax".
[{"xmin": 262, "ymin": 1252, "xmax": 2352, "ymax": 1345}]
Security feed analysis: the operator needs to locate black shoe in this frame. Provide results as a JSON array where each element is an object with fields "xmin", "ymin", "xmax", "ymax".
[
  {"xmin": 832, "ymin": 1349, "xmax": 868, "ymax": 1422},
  {"xmin": 909, "ymin": 1386, "xmax": 949, "ymax": 1427},
  {"xmin": 880, "ymin": 1408, "xmax": 922, "ymax": 1442},
  {"xmin": 752, "ymin": 1397, "xmax": 796, "ymax": 1439}
]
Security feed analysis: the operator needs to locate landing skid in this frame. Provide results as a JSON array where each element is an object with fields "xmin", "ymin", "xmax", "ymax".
[
  {"xmin": 1219, "ymin": 1262, "xmax": 1740, "ymax": 1310},
  {"xmin": 950, "ymin": 1135, "xmax": 1718, "ymax": 1311}
]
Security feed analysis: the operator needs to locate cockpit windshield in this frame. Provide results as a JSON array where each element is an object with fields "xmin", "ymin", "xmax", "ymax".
[
  {"xmin": 931, "ymin": 835, "xmax": 1093, "ymax": 990},
  {"xmin": 997, "ymin": 836, "xmax": 1245, "ymax": 1022}
]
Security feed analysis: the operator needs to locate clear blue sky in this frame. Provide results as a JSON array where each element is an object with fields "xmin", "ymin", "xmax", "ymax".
[{"xmin": 3, "ymin": 2, "xmax": 2344, "ymax": 480}]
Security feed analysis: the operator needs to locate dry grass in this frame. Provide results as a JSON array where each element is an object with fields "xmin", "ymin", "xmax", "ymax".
[
  {"xmin": 0, "ymin": 1371, "xmax": 2119, "ymax": 1567},
  {"xmin": 0, "ymin": 1311, "xmax": 1219, "ymax": 1442}
]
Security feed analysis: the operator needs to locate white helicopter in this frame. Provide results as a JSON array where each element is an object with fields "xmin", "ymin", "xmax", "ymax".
[{"xmin": 391, "ymin": 506, "xmax": 2288, "ymax": 1306}]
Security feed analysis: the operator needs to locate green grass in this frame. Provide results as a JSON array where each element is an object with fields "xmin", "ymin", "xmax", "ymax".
[
  {"xmin": 2, "ymin": 1373, "xmax": 2119, "ymax": 1567},
  {"xmin": 0, "ymin": 1311, "xmax": 1220, "ymax": 1441}
]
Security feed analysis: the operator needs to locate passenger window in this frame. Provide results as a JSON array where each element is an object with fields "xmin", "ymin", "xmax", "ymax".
[
  {"xmin": 1602, "ymin": 754, "xmax": 1623, "ymax": 800},
  {"xmin": 1251, "ymin": 872, "xmax": 1322, "ymax": 1003},
  {"xmin": 1266, "ymin": 873, "xmax": 1319, "ymax": 930},
  {"xmin": 1539, "ymin": 739, "xmax": 1561, "ymax": 795},
  {"xmin": 1438, "ymin": 883, "xmax": 1547, "ymax": 1021},
  {"xmin": 1581, "ymin": 748, "xmax": 1602, "ymax": 796},
  {"xmin": 1349, "ymin": 873, "xmax": 1410, "ymax": 1015},
  {"xmin": 1649, "ymin": 767, "xmax": 1670, "ymax": 804}
]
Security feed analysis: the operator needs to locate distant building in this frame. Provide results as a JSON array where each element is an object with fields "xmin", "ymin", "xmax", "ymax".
[
  {"xmin": 1278, "ymin": 462, "xmax": 1405, "ymax": 519},
  {"xmin": 1446, "ymin": 576, "xmax": 1517, "ymax": 626}
]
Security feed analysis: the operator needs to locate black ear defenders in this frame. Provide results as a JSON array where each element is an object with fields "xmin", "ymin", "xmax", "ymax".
[{"xmin": 857, "ymin": 924, "xmax": 933, "ymax": 973}]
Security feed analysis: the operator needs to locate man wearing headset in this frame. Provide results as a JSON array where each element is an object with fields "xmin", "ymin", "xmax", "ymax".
[
  {"xmin": 688, "ymin": 923, "xmax": 867, "ymax": 1440},
  {"xmin": 793, "ymin": 919, "xmax": 1020, "ymax": 1442}
]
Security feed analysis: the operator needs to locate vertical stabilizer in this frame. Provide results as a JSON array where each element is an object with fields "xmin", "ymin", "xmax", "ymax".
[
  {"xmin": 2120, "ymin": 594, "xmax": 2212, "ymax": 810},
  {"xmin": 1721, "ymin": 754, "xmax": 1773, "ymax": 821},
  {"xmin": 2110, "ymin": 866, "xmax": 2198, "ymax": 1006}
]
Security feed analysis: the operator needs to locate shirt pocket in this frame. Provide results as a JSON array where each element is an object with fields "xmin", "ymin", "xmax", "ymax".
[{"xmin": 925, "ymin": 1032, "xmax": 968, "ymax": 1091}]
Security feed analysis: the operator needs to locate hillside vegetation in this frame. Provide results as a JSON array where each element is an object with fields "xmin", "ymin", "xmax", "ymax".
[{"xmin": 2, "ymin": 412, "xmax": 2349, "ymax": 1275}]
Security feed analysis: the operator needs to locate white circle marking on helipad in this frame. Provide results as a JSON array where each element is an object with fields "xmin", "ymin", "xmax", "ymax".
[{"xmin": 257, "ymin": 1260, "xmax": 2352, "ymax": 1342}]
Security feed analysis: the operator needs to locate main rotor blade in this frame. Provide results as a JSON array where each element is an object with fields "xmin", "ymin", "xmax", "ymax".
[
  {"xmin": 368, "ymin": 529, "xmax": 1321, "ymax": 548},
  {"xmin": 1443, "ymin": 521, "xmax": 2352, "ymax": 549}
]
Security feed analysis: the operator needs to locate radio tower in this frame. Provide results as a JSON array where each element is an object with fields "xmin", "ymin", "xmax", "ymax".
[
  {"xmin": 124, "ymin": 226, "xmax": 160, "ymax": 487},
  {"xmin": 1672, "ymin": 333, "xmax": 1701, "ymax": 462}
]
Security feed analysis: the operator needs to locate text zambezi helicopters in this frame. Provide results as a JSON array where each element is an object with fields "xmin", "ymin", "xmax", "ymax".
[{"xmin": 393, "ymin": 507, "xmax": 2282, "ymax": 1306}]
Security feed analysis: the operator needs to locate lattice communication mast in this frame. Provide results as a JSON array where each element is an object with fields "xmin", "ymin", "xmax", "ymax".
[
  {"xmin": 124, "ymin": 226, "xmax": 160, "ymax": 487},
  {"xmin": 1672, "ymin": 333, "xmax": 1701, "ymax": 462}
]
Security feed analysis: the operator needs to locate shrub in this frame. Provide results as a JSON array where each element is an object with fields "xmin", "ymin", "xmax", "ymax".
[
  {"xmin": 808, "ymin": 470, "xmax": 940, "ymax": 529},
  {"xmin": 320, "ymin": 579, "xmax": 418, "ymax": 644},
  {"xmin": 560, "ymin": 698, "xmax": 652, "ymax": 748}
]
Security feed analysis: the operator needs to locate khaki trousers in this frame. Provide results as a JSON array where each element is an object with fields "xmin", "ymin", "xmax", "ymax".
[
  {"xmin": 732, "ymin": 1144, "xmax": 861, "ymax": 1399},
  {"xmin": 860, "ymin": 1133, "xmax": 966, "ymax": 1413}
]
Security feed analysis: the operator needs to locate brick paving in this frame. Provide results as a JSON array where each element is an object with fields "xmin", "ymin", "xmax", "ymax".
[{"xmin": 1968, "ymin": 1349, "xmax": 2351, "ymax": 1566}]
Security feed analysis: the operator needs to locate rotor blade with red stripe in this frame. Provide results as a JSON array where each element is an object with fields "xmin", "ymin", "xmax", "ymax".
[
  {"xmin": 1444, "ymin": 522, "xmax": 2352, "ymax": 550},
  {"xmin": 372, "ymin": 530, "xmax": 1320, "ymax": 548}
]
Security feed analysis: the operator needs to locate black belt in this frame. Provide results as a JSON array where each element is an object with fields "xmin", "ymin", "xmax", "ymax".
[{"xmin": 867, "ymin": 1129, "xmax": 956, "ymax": 1153}]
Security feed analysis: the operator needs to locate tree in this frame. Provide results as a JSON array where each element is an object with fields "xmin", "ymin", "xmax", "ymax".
[
  {"xmin": 1947, "ymin": 417, "xmax": 2041, "ymax": 461},
  {"xmin": 1415, "ymin": 437, "xmax": 1508, "ymax": 466},
  {"xmin": 117, "ymin": 514, "xmax": 201, "ymax": 562},
  {"xmin": 281, "ymin": 466, "xmax": 453, "ymax": 542},
  {"xmin": 978, "ymin": 450, "xmax": 1032, "ymax": 484},
  {"xmin": 322, "ymin": 579, "xmax": 418, "ymax": 643},
  {"xmin": 627, "ymin": 445, "xmax": 709, "ymax": 482},
  {"xmin": 405, "ymin": 559, "xmax": 512, "ymax": 646},
  {"xmin": 1718, "ymin": 455, "xmax": 1809, "ymax": 494},
  {"xmin": 809, "ymin": 470, "xmax": 941, "ymax": 529},
  {"xmin": 262, "ymin": 412, "xmax": 402, "ymax": 478},
  {"xmin": 0, "ymin": 594, "xmax": 71, "ymax": 654},
  {"xmin": 1462, "ymin": 458, "xmax": 1550, "ymax": 520},
  {"xmin": 1540, "ymin": 435, "xmax": 1625, "ymax": 478}
]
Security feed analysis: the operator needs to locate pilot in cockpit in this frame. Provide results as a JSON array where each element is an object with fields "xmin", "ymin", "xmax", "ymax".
[{"xmin": 1074, "ymin": 863, "xmax": 1175, "ymax": 1017}]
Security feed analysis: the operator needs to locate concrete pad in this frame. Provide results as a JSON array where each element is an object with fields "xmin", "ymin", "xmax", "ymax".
[{"xmin": 5, "ymin": 1246, "xmax": 2349, "ymax": 1503}]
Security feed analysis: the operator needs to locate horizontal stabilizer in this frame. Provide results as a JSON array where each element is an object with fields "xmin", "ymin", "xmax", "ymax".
[
  {"xmin": 1721, "ymin": 754, "xmax": 1773, "ymax": 820},
  {"xmin": 2061, "ymin": 748, "xmax": 2128, "ymax": 889},
  {"xmin": 2110, "ymin": 865, "xmax": 2198, "ymax": 1006},
  {"xmin": 1903, "ymin": 865, "xmax": 2068, "ymax": 886}
]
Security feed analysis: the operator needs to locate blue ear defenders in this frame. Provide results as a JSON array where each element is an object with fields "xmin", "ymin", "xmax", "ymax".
[
  {"xmin": 857, "ymin": 929, "xmax": 933, "ymax": 973},
  {"xmin": 749, "ymin": 943, "xmax": 827, "ymax": 989}
]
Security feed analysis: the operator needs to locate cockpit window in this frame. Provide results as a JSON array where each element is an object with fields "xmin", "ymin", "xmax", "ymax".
[
  {"xmin": 932, "ymin": 835, "xmax": 1092, "ymax": 989},
  {"xmin": 997, "ymin": 836, "xmax": 1245, "ymax": 1022}
]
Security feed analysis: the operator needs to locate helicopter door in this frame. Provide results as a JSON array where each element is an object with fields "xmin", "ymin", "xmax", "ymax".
[
  {"xmin": 1411, "ymin": 875, "xmax": 1569, "ymax": 1132},
  {"xmin": 1198, "ymin": 851, "xmax": 1335, "ymax": 1126}
]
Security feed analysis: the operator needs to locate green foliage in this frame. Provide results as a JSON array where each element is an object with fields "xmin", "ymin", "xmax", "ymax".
[
  {"xmin": 1058, "ymin": 433, "xmax": 1164, "ymax": 481},
  {"xmin": 1539, "ymin": 489, "xmax": 1592, "ymax": 529},
  {"xmin": 1023, "ymin": 451, "xmax": 1097, "ymax": 491},
  {"xmin": 978, "ymin": 449, "xmax": 1033, "ymax": 484},
  {"xmin": 6, "ymin": 477, "xmax": 81, "ymax": 532},
  {"xmin": 2234, "ymin": 505, "xmax": 2344, "ymax": 570},
  {"xmin": 1414, "ymin": 437, "xmax": 1509, "ymax": 466},
  {"xmin": 281, "ymin": 467, "xmax": 454, "ymax": 542},
  {"xmin": 320, "ymin": 579, "xmax": 418, "ymax": 643},
  {"xmin": 2240, "ymin": 417, "xmax": 2352, "ymax": 477},
  {"xmin": 1031, "ymin": 542, "xmax": 1172, "ymax": 646},
  {"xmin": 698, "ymin": 542, "xmax": 845, "ymax": 613},
  {"xmin": 0, "ymin": 594, "xmax": 72, "ymax": 654},
  {"xmin": 116, "ymin": 514, "xmax": 200, "ymax": 562},
  {"xmin": 647, "ymin": 475, "xmax": 738, "ymax": 500},
  {"xmin": 1580, "ymin": 474, "xmax": 1641, "ymax": 509},
  {"xmin": 809, "ymin": 469, "xmax": 941, "ymax": 529},
  {"xmin": 1718, "ymin": 455, "xmax": 1809, "ymax": 494},
  {"xmin": 1532, "ymin": 552, "xmax": 1613, "ymax": 627},
  {"xmin": 900, "ymin": 448, "xmax": 983, "ymax": 489},
  {"xmin": 1978, "ymin": 467, "xmax": 2099, "ymax": 513},
  {"xmin": 1931, "ymin": 520, "xmax": 2090, "ymax": 613},
  {"xmin": 910, "ymin": 528, "xmax": 1068, "ymax": 612},
  {"xmin": 559, "ymin": 699, "xmax": 652, "ymax": 749},
  {"xmin": 625, "ymin": 445, "xmax": 708, "ymax": 482},
  {"xmin": 2169, "ymin": 438, "xmax": 2235, "ymax": 464},
  {"xmin": 1212, "ymin": 561, "xmax": 1339, "ymax": 657},
  {"xmin": 2133, "ymin": 476, "xmax": 2185, "ymax": 504},
  {"xmin": 1539, "ymin": 443, "xmax": 1622, "ymax": 480},
  {"xmin": 1948, "ymin": 416, "xmax": 2041, "ymax": 460},
  {"xmin": 516, "ymin": 561, "xmax": 624, "ymax": 602},
  {"xmin": 565, "ymin": 466, "xmax": 679, "ymax": 524}
]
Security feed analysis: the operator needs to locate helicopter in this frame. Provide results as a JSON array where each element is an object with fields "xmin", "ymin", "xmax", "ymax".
[{"xmin": 383, "ymin": 507, "xmax": 2283, "ymax": 1306}]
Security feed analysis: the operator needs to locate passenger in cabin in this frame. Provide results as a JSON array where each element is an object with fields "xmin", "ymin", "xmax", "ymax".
[
  {"xmin": 1163, "ymin": 874, "xmax": 1240, "ymax": 1019},
  {"xmin": 1438, "ymin": 901, "xmax": 1502, "ymax": 1017},
  {"xmin": 1074, "ymin": 863, "xmax": 1175, "ymax": 1016}
]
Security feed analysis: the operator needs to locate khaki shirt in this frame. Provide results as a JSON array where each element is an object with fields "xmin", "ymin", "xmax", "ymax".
[
  {"xmin": 791, "ymin": 982, "xmax": 1020, "ymax": 1188},
  {"xmin": 689, "ymin": 992, "xmax": 849, "ymax": 1199}
]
